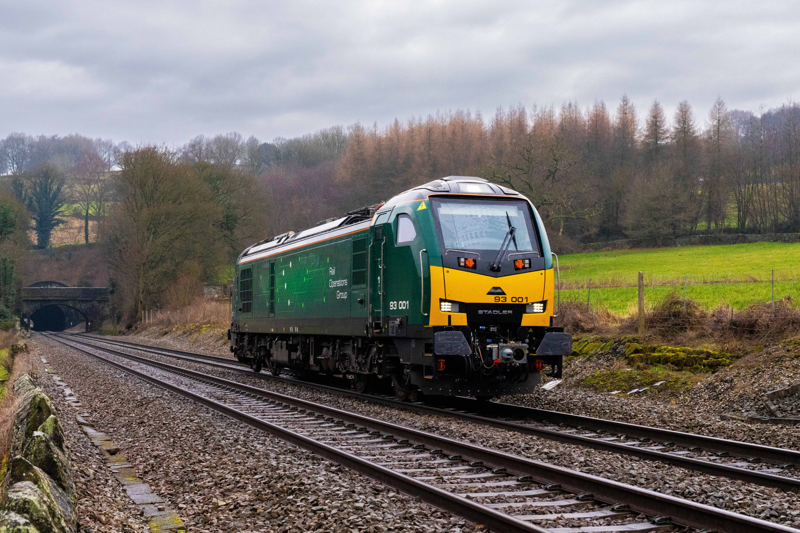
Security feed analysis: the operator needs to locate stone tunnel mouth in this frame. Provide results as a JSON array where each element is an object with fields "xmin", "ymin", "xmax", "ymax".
[{"xmin": 29, "ymin": 305, "xmax": 88, "ymax": 332}]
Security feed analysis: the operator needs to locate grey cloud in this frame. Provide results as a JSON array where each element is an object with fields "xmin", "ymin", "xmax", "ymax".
[{"xmin": 1, "ymin": 0, "xmax": 800, "ymax": 144}]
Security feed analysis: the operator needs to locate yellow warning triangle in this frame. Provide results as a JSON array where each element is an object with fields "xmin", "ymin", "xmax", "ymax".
[{"xmin": 417, "ymin": 202, "xmax": 427, "ymax": 211}]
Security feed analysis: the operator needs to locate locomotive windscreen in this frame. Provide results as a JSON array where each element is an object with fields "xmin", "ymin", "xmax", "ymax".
[{"xmin": 431, "ymin": 197, "xmax": 539, "ymax": 254}]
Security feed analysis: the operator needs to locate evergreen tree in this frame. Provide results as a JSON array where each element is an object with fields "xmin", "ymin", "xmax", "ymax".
[
  {"xmin": 26, "ymin": 164, "xmax": 66, "ymax": 249},
  {"xmin": 644, "ymin": 100, "xmax": 669, "ymax": 166}
]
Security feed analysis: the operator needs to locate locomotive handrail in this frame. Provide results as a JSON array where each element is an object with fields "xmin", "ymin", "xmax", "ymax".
[
  {"xmin": 379, "ymin": 238, "xmax": 385, "ymax": 327},
  {"xmin": 444, "ymin": 249, "xmax": 480, "ymax": 258},
  {"xmin": 419, "ymin": 249, "xmax": 428, "ymax": 316},
  {"xmin": 506, "ymin": 251, "xmax": 540, "ymax": 259},
  {"xmin": 552, "ymin": 252, "xmax": 561, "ymax": 317},
  {"xmin": 367, "ymin": 239, "xmax": 374, "ymax": 334}
]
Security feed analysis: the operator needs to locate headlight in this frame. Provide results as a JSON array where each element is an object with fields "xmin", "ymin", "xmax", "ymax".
[
  {"xmin": 440, "ymin": 300, "xmax": 460, "ymax": 313},
  {"xmin": 526, "ymin": 301, "xmax": 546, "ymax": 313}
]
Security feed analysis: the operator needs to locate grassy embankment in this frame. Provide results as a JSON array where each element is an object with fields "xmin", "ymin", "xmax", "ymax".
[
  {"xmin": 555, "ymin": 243, "xmax": 800, "ymax": 398},
  {"xmin": 559, "ymin": 242, "xmax": 800, "ymax": 314}
]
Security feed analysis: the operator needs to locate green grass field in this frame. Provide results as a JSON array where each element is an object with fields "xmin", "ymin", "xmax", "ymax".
[{"xmin": 558, "ymin": 243, "xmax": 800, "ymax": 314}]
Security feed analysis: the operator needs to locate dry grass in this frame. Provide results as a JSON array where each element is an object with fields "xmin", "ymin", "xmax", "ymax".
[
  {"xmin": 28, "ymin": 214, "xmax": 99, "ymax": 247},
  {"xmin": 560, "ymin": 291, "xmax": 800, "ymax": 353},
  {"xmin": 141, "ymin": 298, "xmax": 231, "ymax": 330},
  {"xmin": 555, "ymin": 300, "xmax": 621, "ymax": 334}
]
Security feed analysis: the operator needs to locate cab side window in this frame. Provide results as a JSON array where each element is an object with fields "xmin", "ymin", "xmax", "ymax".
[{"xmin": 395, "ymin": 214, "xmax": 417, "ymax": 245}]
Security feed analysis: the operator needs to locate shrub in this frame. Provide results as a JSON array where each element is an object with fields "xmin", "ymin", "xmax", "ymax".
[
  {"xmin": 97, "ymin": 324, "xmax": 119, "ymax": 336},
  {"xmin": 710, "ymin": 297, "xmax": 800, "ymax": 339}
]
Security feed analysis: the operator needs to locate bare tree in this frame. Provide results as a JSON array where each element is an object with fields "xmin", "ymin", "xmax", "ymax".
[
  {"xmin": 180, "ymin": 135, "xmax": 210, "ymax": 165},
  {"xmin": 597, "ymin": 95, "xmax": 638, "ymax": 237},
  {"xmin": 1, "ymin": 133, "xmax": 32, "ymax": 175},
  {"xmin": 242, "ymin": 136, "xmax": 264, "ymax": 176},
  {"xmin": 93, "ymin": 138, "xmax": 117, "ymax": 169},
  {"xmin": 72, "ymin": 150, "xmax": 107, "ymax": 243},
  {"xmin": 705, "ymin": 97, "xmax": 734, "ymax": 231},
  {"xmin": 208, "ymin": 132, "xmax": 244, "ymax": 169},
  {"xmin": 106, "ymin": 147, "xmax": 221, "ymax": 321},
  {"xmin": 671, "ymin": 101, "xmax": 704, "ymax": 233}
]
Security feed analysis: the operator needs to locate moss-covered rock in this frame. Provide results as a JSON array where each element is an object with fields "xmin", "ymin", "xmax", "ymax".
[
  {"xmin": 35, "ymin": 418, "xmax": 63, "ymax": 453},
  {"xmin": 4, "ymin": 459, "xmax": 74, "ymax": 532},
  {"xmin": 625, "ymin": 345, "xmax": 733, "ymax": 371},
  {"xmin": 0, "ymin": 511, "xmax": 39, "ymax": 533},
  {"xmin": 571, "ymin": 338, "xmax": 614, "ymax": 356},
  {"xmin": 2, "ymin": 376, "xmax": 75, "ymax": 533},
  {"xmin": 624, "ymin": 342, "xmax": 643, "ymax": 356},
  {"xmin": 1, "ymin": 481, "xmax": 74, "ymax": 533},
  {"xmin": 11, "ymin": 375, "xmax": 35, "ymax": 396},
  {"xmin": 11, "ymin": 385, "xmax": 56, "ymax": 456},
  {"xmin": 19, "ymin": 434, "xmax": 73, "ymax": 498}
]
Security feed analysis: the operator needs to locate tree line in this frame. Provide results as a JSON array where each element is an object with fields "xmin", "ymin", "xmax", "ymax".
[
  {"xmin": 5, "ymin": 95, "xmax": 800, "ymax": 323},
  {"xmin": 332, "ymin": 97, "xmax": 800, "ymax": 251},
  {"xmin": 173, "ymin": 96, "xmax": 800, "ymax": 253}
]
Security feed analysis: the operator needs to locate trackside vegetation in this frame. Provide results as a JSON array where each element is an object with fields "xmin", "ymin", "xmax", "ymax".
[{"xmin": 105, "ymin": 147, "xmax": 267, "ymax": 324}]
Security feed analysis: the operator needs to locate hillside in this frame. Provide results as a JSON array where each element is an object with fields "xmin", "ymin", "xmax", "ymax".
[{"xmin": 24, "ymin": 244, "xmax": 108, "ymax": 287}]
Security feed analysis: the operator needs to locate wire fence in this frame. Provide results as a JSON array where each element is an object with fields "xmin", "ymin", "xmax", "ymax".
[{"xmin": 558, "ymin": 270, "xmax": 800, "ymax": 336}]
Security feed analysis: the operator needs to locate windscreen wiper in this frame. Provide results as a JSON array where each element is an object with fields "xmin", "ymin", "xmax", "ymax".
[
  {"xmin": 490, "ymin": 215, "xmax": 516, "ymax": 272},
  {"xmin": 507, "ymin": 212, "xmax": 518, "ymax": 251}
]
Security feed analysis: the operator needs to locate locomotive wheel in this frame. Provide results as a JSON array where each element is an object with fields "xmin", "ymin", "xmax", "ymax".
[
  {"xmin": 251, "ymin": 358, "xmax": 262, "ymax": 373},
  {"xmin": 354, "ymin": 374, "xmax": 372, "ymax": 394},
  {"xmin": 391, "ymin": 375, "xmax": 411, "ymax": 402},
  {"xmin": 267, "ymin": 359, "xmax": 282, "ymax": 377}
]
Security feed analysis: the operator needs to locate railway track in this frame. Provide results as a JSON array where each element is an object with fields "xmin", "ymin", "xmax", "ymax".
[
  {"xmin": 71, "ymin": 333, "xmax": 800, "ymax": 491},
  {"xmin": 45, "ymin": 332, "xmax": 799, "ymax": 533}
]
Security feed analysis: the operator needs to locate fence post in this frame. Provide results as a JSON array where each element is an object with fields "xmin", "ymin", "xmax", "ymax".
[
  {"xmin": 638, "ymin": 271, "xmax": 645, "ymax": 335},
  {"xmin": 587, "ymin": 279, "xmax": 592, "ymax": 313},
  {"xmin": 772, "ymin": 269, "xmax": 775, "ymax": 313}
]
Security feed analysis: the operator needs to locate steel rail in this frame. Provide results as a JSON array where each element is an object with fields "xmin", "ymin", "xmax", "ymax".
[
  {"xmin": 73, "ymin": 333, "xmax": 800, "ymax": 489},
  {"xmin": 468, "ymin": 401, "xmax": 800, "ymax": 468},
  {"xmin": 49, "ymin": 333, "xmax": 800, "ymax": 533},
  {"xmin": 48, "ymin": 334, "xmax": 543, "ymax": 533}
]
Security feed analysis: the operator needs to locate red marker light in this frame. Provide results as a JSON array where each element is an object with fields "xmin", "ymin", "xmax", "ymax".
[
  {"xmin": 458, "ymin": 257, "xmax": 477, "ymax": 269},
  {"xmin": 514, "ymin": 259, "xmax": 531, "ymax": 270},
  {"xmin": 437, "ymin": 359, "xmax": 446, "ymax": 372}
]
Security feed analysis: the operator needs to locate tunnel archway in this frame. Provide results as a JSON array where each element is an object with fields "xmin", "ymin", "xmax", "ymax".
[{"xmin": 29, "ymin": 304, "xmax": 88, "ymax": 332}]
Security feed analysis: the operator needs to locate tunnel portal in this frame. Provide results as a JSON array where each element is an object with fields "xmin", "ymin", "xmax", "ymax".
[
  {"xmin": 29, "ymin": 304, "xmax": 87, "ymax": 332},
  {"xmin": 22, "ymin": 286, "xmax": 110, "ymax": 332}
]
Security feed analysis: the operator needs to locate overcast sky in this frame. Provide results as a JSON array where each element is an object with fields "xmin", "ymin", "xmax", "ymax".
[{"xmin": 2, "ymin": 0, "xmax": 800, "ymax": 146}]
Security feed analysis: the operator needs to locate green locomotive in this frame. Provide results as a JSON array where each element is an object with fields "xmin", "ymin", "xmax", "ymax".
[{"xmin": 230, "ymin": 176, "xmax": 570, "ymax": 400}]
